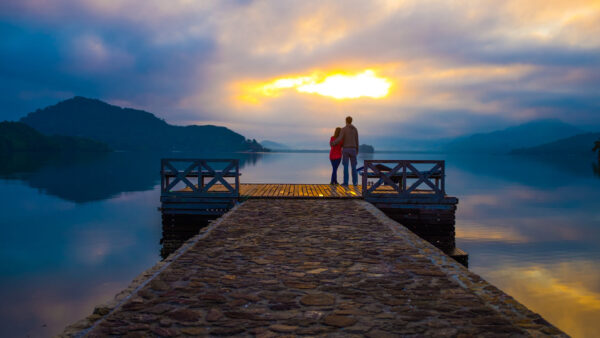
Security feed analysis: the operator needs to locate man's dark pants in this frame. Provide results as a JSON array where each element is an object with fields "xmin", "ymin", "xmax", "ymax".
[{"xmin": 342, "ymin": 148, "xmax": 358, "ymax": 185}]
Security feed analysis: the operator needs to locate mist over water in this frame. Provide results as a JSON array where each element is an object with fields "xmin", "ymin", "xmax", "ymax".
[{"xmin": 0, "ymin": 151, "xmax": 598, "ymax": 337}]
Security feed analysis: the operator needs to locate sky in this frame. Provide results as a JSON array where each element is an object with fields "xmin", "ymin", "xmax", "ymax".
[{"xmin": 1, "ymin": 0, "xmax": 599, "ymax": 147}]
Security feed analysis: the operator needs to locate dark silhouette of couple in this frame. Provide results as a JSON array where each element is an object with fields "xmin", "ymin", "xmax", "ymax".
[{"xmin": 329, "ymin": 116, "xmax": 359, "ymax": 187}]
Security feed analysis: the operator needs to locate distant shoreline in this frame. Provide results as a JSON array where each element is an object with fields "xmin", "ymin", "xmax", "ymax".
[{"xmin": 269, "ymin": 149, "xmax": 444, "ymax": 154}]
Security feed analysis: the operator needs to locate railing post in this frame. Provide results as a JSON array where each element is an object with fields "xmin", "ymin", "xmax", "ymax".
[
  {"xmin": 440, "ymin": 160, "xmax": 446, "ymax": 196},
  {"xmin": 160, "ymin": 159, "xmax": 165, "ymax": 194},
  {"xmin": 401, "ymin": 160, "xmax": 407, "ymax": 194},
  {"xmin": 362, "ymin": 160, "xmax": 368, "ymax": 197},
  {"xmin": 235, "ymin": 159, "xmax": 240, "ymax": 197}
]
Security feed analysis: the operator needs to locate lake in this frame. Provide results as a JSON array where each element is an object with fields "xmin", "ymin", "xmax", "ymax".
[{"xmin": 1, "ymin": 151, "xmax": 599, "ymax": 337}]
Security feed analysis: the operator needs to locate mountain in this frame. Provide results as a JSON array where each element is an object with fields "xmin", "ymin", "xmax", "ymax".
[
  {"xmin": 260, "ymin": 140, "xmax": 290, "ymax": 150},
  {"xmin": 512, "ymin": 132, "xmax": 600, "ymax": 156},
  {"xmin": 443, "ymin": 119, "xmax": 583, "ymax": 154},
  {"xmin": 0, "ymin": 121, "xmax": 110, "ymax": 153},
  {"xmin": 359, "ymin": 144, "xmax": 375, "ymax": 153},
  {"xmin": 20, "ymin": 96, "xmax": 267, "ymax": 152}
]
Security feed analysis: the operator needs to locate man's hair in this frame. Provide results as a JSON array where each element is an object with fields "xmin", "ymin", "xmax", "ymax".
[{"xmin": 346, "ymin": 116, "xmax": 353, "ymax": 124}]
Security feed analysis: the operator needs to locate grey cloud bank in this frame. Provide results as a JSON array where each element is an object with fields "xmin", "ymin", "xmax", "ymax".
[{"xmin": 1, "ymin": 0, "xmax": 599, "ymax": 147}]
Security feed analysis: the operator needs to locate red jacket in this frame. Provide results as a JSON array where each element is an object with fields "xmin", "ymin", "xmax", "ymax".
[{"xmin": 330, "ymin": 136, "xmax": 342, "ymax": 160}]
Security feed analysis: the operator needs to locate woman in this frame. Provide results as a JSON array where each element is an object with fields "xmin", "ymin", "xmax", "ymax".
[{"xmin": 329, "ymin": 127, "xmax": 342, "ymax": 185}]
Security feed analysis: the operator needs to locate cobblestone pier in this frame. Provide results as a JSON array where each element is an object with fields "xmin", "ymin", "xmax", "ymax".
[{"xmin": 66, "ymin": 199, "xmax": 565, "ymax": 337}]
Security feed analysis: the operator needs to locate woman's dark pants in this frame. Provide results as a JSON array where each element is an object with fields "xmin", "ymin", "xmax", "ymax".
[{"xmin": 330, "ymin": 158, "xmax": 341, "ymax": 184}]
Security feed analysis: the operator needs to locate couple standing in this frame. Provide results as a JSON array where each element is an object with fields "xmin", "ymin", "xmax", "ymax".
[{"xmin": 329, "ymin": 116, "xmax": 359, "ymax": 187}]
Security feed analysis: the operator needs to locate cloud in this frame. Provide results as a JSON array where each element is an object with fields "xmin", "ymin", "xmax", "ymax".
[{"xmin": 1, "ymin": 0, "xmax": 599, "ymax": 145}]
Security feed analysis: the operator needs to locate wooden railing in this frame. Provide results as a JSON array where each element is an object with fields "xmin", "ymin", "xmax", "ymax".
[
  {"xmin": 361, "ymin": 160, "xmax": 445, "ymax": 199},
  {"xmin": 160, "ymin": 158, "xmax": 240, "ymax": 198}
]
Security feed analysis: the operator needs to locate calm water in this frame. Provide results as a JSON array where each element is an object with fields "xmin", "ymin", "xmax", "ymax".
[{"xmin": 0, "ymin": 151, "xmax": 599, "ymax": 337}]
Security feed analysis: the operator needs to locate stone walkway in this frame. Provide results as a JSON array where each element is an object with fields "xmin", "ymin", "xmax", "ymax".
[{"xmin": 69, "ymin": 200, "xmax": 565, "ymax": 337}]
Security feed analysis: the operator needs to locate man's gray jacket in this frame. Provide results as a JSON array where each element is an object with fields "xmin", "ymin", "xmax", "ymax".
[{"xmin": 332, "ymin": 124, "xmax": 359, "ymax": 150}]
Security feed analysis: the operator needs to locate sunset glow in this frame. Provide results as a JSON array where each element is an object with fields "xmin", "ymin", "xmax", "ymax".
[
  {"xmin": 249, "ymin": 69, "xmax": 392, "ymax": 101},
  {"xmin": 2, "ymin": 1, "xmax": 600, "ymax": 337}
]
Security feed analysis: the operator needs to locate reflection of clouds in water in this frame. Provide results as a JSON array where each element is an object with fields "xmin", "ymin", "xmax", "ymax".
[
  {"xmin": 457, "ymin": 182, "xmax": 599, "ymax": 243},
  {"xmin": 454, "ymin": 155, "xmax": 600, "ymax": 337},
  {"xmin": 456, "ymin": 222, "xmax": 529, "ymax": 243},
  {"xmin": 459, "ymin": 185, "xmax": 559, "ymax": 215},
  {"xmin": 106, "ymin": 186, "xmax": 161, "ymax": 204},
  {"xmin": 72, "ymin": 227, "xmax": 137, "ymax": 265},
  {"xmin": 459, "ymin": 194, "xmax": 500, "ymax": 215},
  {"xmin": 476, "ymin": 261, "xmax": 600, "ymax": 338},
  {"xmin": 505, "ymin": 186, "xmax": 551, "ymax": 201},
  {"xmin": 1, "ymin": 278, "xmax": 125, "ymax": 337},
  {"xmin": 459, "ymin": 215, "xmax": 588, "ymax": 243},
  {"xmin": 107, "ymin": 191, "xmax": 145, "ymax": 203}
]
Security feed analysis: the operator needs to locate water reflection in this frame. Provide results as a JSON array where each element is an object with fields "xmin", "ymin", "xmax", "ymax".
[
  {"xmin": 450, "ymin": 154, "xmax": 600, "ymax": 337},
  {"xmin": 447, "ymin": 153, "xmax": 600, "ymax": 188},
  {"xmin": 0, "ymin": 183, "xmax": 162, "ymax": 337},
  {"xmin": 475, "ymin": 261, "xmax": 600, "ymax": 338},
  {"xmin": 0, "ymin": 151, "xmax": 264, "ymax": 203},
  {"xmin": 1, "ymin": 151, "xmax": 599, "ymax": 337},
  {"xmin": 0, "ymin": 151, "xmax": 105, "ymax": 177}
]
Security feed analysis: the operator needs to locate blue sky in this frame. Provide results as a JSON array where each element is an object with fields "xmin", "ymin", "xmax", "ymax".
[{"xmin": 1, "ymin": 0, "xmax": 599, "ymax": 146}]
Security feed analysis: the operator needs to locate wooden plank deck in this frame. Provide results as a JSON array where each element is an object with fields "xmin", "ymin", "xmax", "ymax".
[
  {"xmin": 239, "ymin": 184, "xmax": 362, "ymax": 198},
  {"xmin": 181, "ymin": 183, "xmax": 363, "ymax": 198},
  {"xmin": 178, "ymin": 183, "xmax": 446, "ymax": 199}
]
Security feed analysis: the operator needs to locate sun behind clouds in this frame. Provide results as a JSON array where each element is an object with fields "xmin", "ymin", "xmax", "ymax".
[{"xmin": 238, "ymin": 69, "xmax": 392, "ymax": 103}]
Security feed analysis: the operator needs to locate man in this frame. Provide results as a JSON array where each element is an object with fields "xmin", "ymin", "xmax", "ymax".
[{"xmin": 331, "ymin": 116, "xmax": 359, "ymax": 186}]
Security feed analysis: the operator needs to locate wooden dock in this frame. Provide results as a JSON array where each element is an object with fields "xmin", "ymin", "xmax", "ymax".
[
  {"xmin": 159, "ymin": 158, "xmax": 466, "ymax": 265},
  {"xmin": 65, "ymin": 199, "xmax": 565, "ymax": 337},
  {"xmin": 61, "ymin": 158, "xmax": 566, "ymax": 337}
]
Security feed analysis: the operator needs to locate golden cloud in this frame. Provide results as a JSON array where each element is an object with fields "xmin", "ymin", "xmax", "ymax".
[{"xmin": 236, "ymin": 69, "xmax": 393, "ymax": 103}]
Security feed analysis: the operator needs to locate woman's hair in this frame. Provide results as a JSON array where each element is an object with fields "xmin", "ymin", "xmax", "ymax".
[{"xmin": 333, "ymin": 127, "xmax": 341, "ymax": 138}]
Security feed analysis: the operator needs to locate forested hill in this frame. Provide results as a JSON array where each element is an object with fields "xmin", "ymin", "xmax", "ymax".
[
  {"xmin": 20, "ymin": 96, "xmax": 266, "ymax": 152},
  {"xmin": 0, "ymin": 121, "xmax": 110, "ymax": 152}
]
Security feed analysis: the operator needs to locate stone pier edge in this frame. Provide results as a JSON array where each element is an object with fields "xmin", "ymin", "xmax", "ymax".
[
  {"xmin": 60, "ymin": 204, "xmax": 242, "ymax": 338},
  {"xmin": 359, "ymin": 200, "xmax": 566, "ymax": 337},
  {"xmin": 61, "ymin": 200, "xmax": 566, "ymax": 337}
]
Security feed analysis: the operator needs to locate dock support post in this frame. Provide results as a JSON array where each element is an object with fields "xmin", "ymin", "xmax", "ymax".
[{"xmin": 160, "ymin": 213, "xmax": 218, "ymax": 258}]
